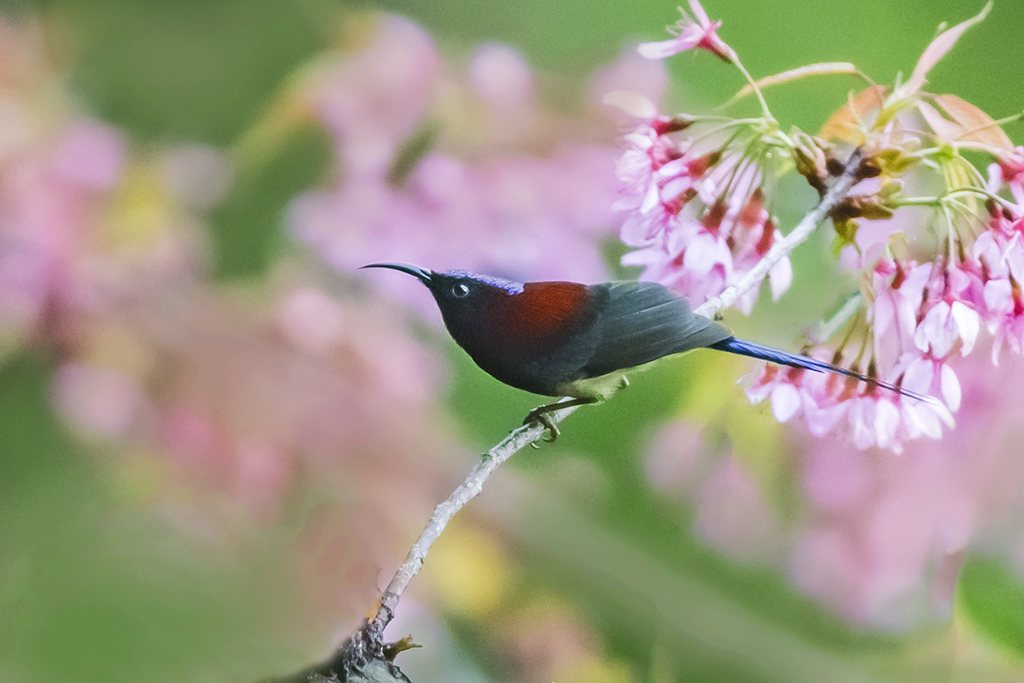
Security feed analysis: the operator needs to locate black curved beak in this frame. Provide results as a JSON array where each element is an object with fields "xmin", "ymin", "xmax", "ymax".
[{"xmin": 360, "ymin": 262, "xmax": 434, "ymax": 285}]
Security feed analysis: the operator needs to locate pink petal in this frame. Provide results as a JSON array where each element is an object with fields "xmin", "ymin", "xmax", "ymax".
[
  {"xmin": 770, "ymin": 382, "xmax": 802, "ymax": 422},
  {"xmin": 1005, "ymin": 240, "xmax": 1024, "ymax": 283},
  {"xmin": 805, "ymin": 401, "xmax": 848, "ymax": 437},
  {"xmin": 872, "ymin": 286, "xmax": 895, "ymax": 338},
  {"xmin": 604, "ymin": 91, "xmax": 660, "ymax": 119},
  {"xmin": 973, "ymin": 229, "xmax": 999, "ymax": 263},
  {"xmin": 903, "ymin": 403, "xmax": 939, "ymax": 440},
  {"xmin": 640, "ymin": 176, "xmax": 661, "ymax": 213},
  {"xmin": 905, "ymin": 3, "xmax": 991, "ymax": 95},
  {"xmin": 637, "ymin": 37, "xmax": 693, "ymax": 60},
  {"xmin": 949, "ymin": 301, "xmax": 979, "ymax": 355},
  {"xmin": 874, "ymin": 399, "xmax": 901, "ymax": 449},
  {"xmin": 902, "ymin": 355, "xmax": 935, "ymax": 395},
  {"xmin": 849, "ymin": 400, "xmax": 876, "ymax": 450},
  {"xmin": 683, "ymin": 233, "xmax": 731, "ymax": 275},
  {"xmin": 687, "ymin": 0, "xmax": 712, "ymax": 25},
  {"xmin": 768, "ymin": 252, "xmax": 793, "ymax": 300},
  {"xmin": 940, "ymin": 363, "xmax": 961, "ymax": 411},
  {"xmin": 984, "ymin": 278, "xmax": 1012, "ymax": 313},
  {"xmin": 915, "ymin": 302, "xmax": 954, "ymax": 357}
]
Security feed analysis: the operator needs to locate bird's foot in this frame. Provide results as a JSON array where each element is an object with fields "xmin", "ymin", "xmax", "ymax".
[
  {"xmin": 524, "ymin": 407, "xmax": 560, "ymax": 442},
  {"xmin": 523, "ymin": 397, "xmax": 599, "ymax": 443}
]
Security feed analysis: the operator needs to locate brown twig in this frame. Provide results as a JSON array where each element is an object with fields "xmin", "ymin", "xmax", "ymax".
[{"xmin": 363, "ymin": 401, "xmax": 581, "ymax": 648}]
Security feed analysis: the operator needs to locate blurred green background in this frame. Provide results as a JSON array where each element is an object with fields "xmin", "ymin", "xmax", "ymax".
[{"xmin": 3, "ymin": 1, "xmax": 1024, "ymax": 682}]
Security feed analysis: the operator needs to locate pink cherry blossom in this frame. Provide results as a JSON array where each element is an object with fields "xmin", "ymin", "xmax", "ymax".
[
  {"xmin": 870, "ymin": 260, "xmax": 930, "ymax": 369},
  {"xmin": 750, "ymin": 252, "xmax": 990, "ymax": 452},
  {"xmin": 913, "ymin": 300, "xmax": 980, "ymax": 358},
  {"xmin": 615, "ymin": 108, "xmax": 791, "ymax": 312},
  {"xmin": 989, "ymin": 145, "xmax": 1024, "ymax": 201},
  {"xmin": 846, "ymin": 393, "xmax": 902, "ymax": 450},
  {"xmin": 305, "ymin": 15, "xmax": 439, "ymax": 178},
  {"xmin": 971, "ymin": 196, "xmax": 1024, "ymax": 361},
  {"xmin": 637, "ymin": 0, "xmax": 736, "ymax": 63},
  {"xmin": 746, "ymin": 346, "xmax": 956, "ymax": 453},
  {"xmin": 902, "ymin": 355, "xmax": 961, "ymax": 411}
]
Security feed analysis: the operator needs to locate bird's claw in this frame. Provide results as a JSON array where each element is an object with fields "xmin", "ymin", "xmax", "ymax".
[{"xmin": 524, "ymin": 408, "xmax": 559, "ymax": 442}]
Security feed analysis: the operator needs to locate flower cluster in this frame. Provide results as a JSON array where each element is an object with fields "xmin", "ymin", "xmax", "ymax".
[
  {"xmin": 747, "ymin": 140, "xmax": 1024, "ymax": 451},
  {"xmin": 621, "ymin": 1, "xmax": 1020, "ymax": 451},
  {"xmin": 616, "ymin": 116, "xmax": 792, "ymax": 314}
]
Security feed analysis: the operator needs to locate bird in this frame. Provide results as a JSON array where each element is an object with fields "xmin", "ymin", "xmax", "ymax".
[{"xmin": 362, "ymin": 263, "xmax": 930, "ymax": 440}]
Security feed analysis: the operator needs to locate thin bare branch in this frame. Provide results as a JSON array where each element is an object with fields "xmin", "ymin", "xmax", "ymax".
[
  {"xmin": 363, "ymin": 401, "xmax": 581, "ymax": 646},
  {"xmin": 317, "ymin": 147, "xmax": 868, "ymax": 682},
  {"xmin": 695, "ymin": 147, "xmax": 863, "ymax": 318}
]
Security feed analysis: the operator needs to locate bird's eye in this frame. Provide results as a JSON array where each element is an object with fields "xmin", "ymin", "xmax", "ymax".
[{"xmin": 451, "ymin": 283, "xmax": 470, "ymax": 298}]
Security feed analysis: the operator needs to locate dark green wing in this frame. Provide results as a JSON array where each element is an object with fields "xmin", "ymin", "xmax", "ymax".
[{"xmin": 580, "ymin": 281, "xmax": 732, "ymax": 378}]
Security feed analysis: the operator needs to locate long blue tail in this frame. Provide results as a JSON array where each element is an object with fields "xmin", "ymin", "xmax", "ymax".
[{"xmin": 708, "ymin": 337, "xmax": 932, "ymax": 402}]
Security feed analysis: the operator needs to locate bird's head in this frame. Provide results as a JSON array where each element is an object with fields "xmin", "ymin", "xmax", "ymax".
[{"xmin": 360, "ymin": 262, "xmax": 525, "ymax": 333}]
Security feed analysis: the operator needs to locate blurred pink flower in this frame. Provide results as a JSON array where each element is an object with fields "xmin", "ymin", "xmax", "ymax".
[
  {"xmin": 0, "ymin": 16, "xmax": 230, "ymax": 357},
  {"xmin": 651, "ymin": 344, "xmax": 1024, "ymax": 628},
  {"xmin": 275, "ymin": 286, "xmax": 347, "ymax": 356},
  {"xmin": 589, "ymin": 46, "xmax": 667, "ymax": 126},
  {"xmin": 232, "ymin": 441, "xmax": 292, "ymax": 520},
  {"xmin": 0, "ymin": 114, "xmax": 126, "ymax": 338},
  {"xmin": 289, "ymin": 16, "xmax": 632, "ymax": 296},
  {"xmin": 695, "ymin": 459, "xmax": 782, "ymax": 560},
  {"xmin": 0, "ymin": 25, "xmax": 460, "ymax": 626},
  {"xmin": 787, "ymin": 439, "xmax": 978, "ymax": 628},
  {"xmin": 306, "ymin": 15, "xmax": 439, "ymax": 178},
  {"xmin": 643, "ymin": 418, "xmax": 718, "ymax": 496},
  {"xmin": 469, "ymin": 43, "xmax": 536, "ymax": 131},
  {"xmin": 53, "ymin": 362, "xmax": 148, "ymax": 439},
  {"xmin": 52, "ymin": 119, "xmax": 125, "ymax": 190}
]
